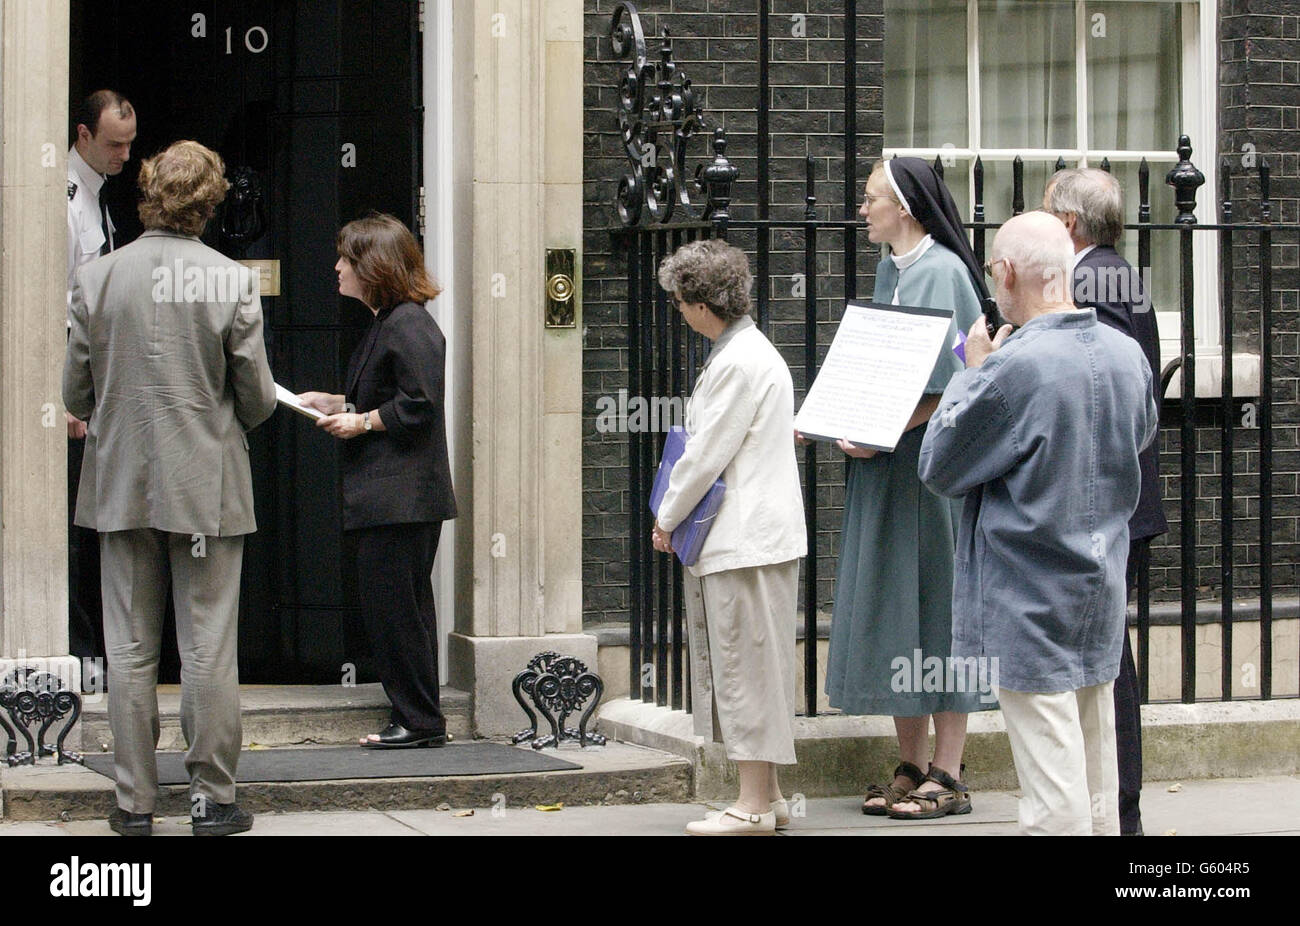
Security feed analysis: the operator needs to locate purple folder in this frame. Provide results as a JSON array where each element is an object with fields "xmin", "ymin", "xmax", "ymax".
[
  {"xmin": 953, "ymin": 328, "xmax": 968, "ymax": 364},
  {"xmin": 649, "ymin": 426, "xmax": 726, "ymax": 567}
]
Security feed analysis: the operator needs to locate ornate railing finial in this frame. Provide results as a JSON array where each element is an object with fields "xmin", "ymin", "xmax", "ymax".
[
  {"xmin": 1165, "ymin": 135, "xmax": 1205, "ymax": 225},
  {"xmin": 697, "ymin": 128, "xmax": 738, "ymax": 234},
  {"xmin": 610, "ymin": 3, "xmax": 712, "ymax": 226}
]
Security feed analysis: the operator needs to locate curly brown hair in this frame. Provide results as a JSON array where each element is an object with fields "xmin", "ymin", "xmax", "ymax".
[
  {"xmin": 336, "ymin": 212, "xmax": 442, "ymax": 308},
  {"xmin": 137, "ymin": 141, "xmax": 230, "ymax": 236},
  {"xmin": 656, "ymin": 238, "xmax": 752, "ymax": 321}
]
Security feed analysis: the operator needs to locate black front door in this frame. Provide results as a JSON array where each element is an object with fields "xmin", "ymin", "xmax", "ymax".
[{"xmin": 71, "ymin": 0, "xmax": 422, "ymax": 683}]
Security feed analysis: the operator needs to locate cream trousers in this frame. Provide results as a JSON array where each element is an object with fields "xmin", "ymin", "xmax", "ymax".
[
  {"xmin": 998, "ymin": 681, "xmax": 1120, "ymax": 836},
  {"xmin": 683, "ymin": 560, "xmax": 800, "ymax": 766}
]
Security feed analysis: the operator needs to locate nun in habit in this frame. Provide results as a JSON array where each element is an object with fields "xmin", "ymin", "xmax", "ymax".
[{"xmin": 823, "ymin": 157, "xmax": 997, "ymax": 819}]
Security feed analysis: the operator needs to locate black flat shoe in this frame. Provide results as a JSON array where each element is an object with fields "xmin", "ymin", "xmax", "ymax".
[
  {"xmin": 191, "ymin": 801, "xmax": 253, "ymax": 836},
  {"xmin": 359, "ymin": 723, "xmax": 447, "ymax": 749},
  {"xmin": 108, "ymin": 807, "xmax": 153, "ymax": 836}
]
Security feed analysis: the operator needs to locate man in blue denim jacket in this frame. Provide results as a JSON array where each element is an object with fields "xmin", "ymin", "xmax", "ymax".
[{"xmin": 918, "ymin": 212, "xmax": 1158, "ymax": 835}]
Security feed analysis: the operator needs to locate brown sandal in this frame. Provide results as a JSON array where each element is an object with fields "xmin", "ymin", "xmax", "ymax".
[
  {"xmin": 862, "ymin": 761, "xmax": 927, "ymax": 815},
  {"xmin": 886, "ymin": 764, "xmax": 972, "ymax": 819}
]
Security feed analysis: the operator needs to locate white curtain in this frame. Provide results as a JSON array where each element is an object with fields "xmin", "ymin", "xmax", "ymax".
[
  {"xmin": 978, "ymin": 0, "xmax": 1076, "ymax": 149},
  {"xmin": 885, "ymin": 0, "xmax": 969, "ymax": 149},
  {"xmin": 884, "ymin": 0, "xmax": 1185, "ymax": 309},
  {"xmin": 887, "ymin": 1, "xmax": 1185, "ymax": 152},
  {"xmin": 1087, "ymin": 2, "xmax": 1183, "ymax": 151}
]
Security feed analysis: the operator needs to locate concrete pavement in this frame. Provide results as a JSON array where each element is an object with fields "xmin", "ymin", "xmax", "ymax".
[{"xmin": 3, "ymin": 774, "xmax": 1296, "ymax": 836}]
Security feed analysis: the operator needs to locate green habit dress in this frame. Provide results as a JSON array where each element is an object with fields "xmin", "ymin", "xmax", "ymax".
[{"xmin": 824, "ymin": 239, "xmax": 995, "ymax": 716}]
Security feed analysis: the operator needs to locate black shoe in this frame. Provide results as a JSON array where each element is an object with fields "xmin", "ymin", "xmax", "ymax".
[
  {"xmin": 359, "ymin": 723, "xmax": 447, "ymax": 749},
  {"xmin": 191, "ymin": 801, "xmax": 253, "ymax": 836},
  {"xmin": 108, "ymin": 807, "xmax": 153, "ymax": 837}
]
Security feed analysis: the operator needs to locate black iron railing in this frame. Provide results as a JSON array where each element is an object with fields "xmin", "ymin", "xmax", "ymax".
[{"xmin": 603, "ymin": 3, "xmax": 1298, "ymax": 712}]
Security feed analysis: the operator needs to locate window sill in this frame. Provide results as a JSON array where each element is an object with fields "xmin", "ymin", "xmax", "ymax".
[{"xmin": 1160, "ymin": 349, "xmax": 1261, "ymax": 400}]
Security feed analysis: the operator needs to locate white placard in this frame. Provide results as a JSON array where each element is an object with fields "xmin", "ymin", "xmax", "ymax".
[{"xmin": 795, "ymin": 301, "xmax": 955, "ymax": 452}]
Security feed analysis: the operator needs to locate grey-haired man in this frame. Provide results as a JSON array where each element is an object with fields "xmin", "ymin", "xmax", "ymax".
[
  {"xmin": 920, "ymin": 212, "xmax": 1157, "ymax": 835},
  {"xmin": 1045, "ymin": 168, "xmax": 1168, "ymax": 836}
]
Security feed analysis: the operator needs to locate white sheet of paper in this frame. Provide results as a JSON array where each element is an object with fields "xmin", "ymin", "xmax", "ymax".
[
  {"xmin": 275, "ymin": 383, "xmax": 325, "ymax": 420},
  {"xmin": 794, "ymin": 301, "xmax": 954, "ymax": 452}
]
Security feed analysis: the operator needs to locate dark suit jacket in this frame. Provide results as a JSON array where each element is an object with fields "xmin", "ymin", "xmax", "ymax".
[
  {"xmin": 1074, "ymin": 246, "xmax": 1168, "ymax": 542},
  {"xmin": 341, "ymin": 301, "xmax": 457, "ymax": 530}
]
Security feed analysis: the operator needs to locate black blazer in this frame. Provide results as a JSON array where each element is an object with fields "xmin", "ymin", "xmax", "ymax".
[
  {"xmin": 341, "ymin": 301, "xmax": 457, "ymax": 530},
  {"xmin": 1074, "ymin": 246, "xmax": 1168, "ymax": 542}
]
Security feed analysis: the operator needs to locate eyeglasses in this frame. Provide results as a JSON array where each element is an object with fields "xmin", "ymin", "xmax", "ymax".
[
  {"xmin": 983, "ymin": 257, "xmax": 1010, "ymax": 278},
  {"xmin": 669, "ymin": 293, "xmax": 723, "ymax": 316},
  {"xmin": 862, "ymin": 193, "xmax": 898, "ymax": 208}
]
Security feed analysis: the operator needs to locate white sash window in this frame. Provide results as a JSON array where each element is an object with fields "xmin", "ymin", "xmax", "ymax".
[{"xmin": 884, "ymin": 1, "xmax": 1247, "ymax": 396}]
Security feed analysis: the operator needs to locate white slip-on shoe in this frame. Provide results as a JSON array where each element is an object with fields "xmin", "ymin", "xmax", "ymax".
[
  {"xmin": 707, "ymin": 799, "xmax": 790, "ymax": 828},
  {"xmin": 686, "ymin": 806, "xmax": 776, "ymax": 836}
]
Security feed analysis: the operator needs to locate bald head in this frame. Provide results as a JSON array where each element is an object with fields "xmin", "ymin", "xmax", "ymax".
[{"xmin": 989, "ymin": 212, "xmax": 1076, "ymax": 324}]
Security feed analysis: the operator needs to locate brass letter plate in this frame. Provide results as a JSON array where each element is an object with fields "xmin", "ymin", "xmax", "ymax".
[{"xmin": 238, "ymin": 259, "xmax": 281, "ymax": 297}]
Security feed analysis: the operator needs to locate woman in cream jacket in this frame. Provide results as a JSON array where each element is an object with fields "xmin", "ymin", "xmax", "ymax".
[{"xmin": 653, "ymin": 239, "xmax": 806, "ymax": 836}]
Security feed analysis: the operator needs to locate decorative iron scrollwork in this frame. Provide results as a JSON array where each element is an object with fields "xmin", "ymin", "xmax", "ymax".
[
  {"xmin": 0, "ymin": 667, "xmax": 84, "ymax": 767},
  {"xmin": 610, "ymin": 2, "xmax": 735, "ymax": 228},
  {"xmin": 511, "ymin": 651, "xmax": 606, "ymax": 749}
]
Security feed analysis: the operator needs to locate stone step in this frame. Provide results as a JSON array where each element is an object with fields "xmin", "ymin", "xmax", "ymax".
[
  {"xmin": 0, "ymin": 742, "xmax": 693, "ymax": 822},
  {"xmin": 77, "ymin": 684, "xmax": 471, "ymax": 753},
  {"xmin": 598, "ymin": 696, "xmax": 1300, "ymax": 800}
]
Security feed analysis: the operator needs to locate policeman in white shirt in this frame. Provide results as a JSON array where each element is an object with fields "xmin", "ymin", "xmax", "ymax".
[
  {"xmin": 67, "ymin": 90, "xmax": 136, "ymax": 675},
  {"xmin": 68, "ymin": 91, "xmax": 137, "ymax": 337}
]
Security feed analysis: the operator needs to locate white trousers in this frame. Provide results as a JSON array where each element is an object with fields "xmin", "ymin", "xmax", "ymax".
[{"xmin": 998, "ymin": 682, "xmax": 1119, "ymax": 836}]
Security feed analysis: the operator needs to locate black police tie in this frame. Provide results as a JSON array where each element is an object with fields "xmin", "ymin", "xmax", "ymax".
[{"xmin": 99, "ymin": 188, "xmax": 112, "ymax": 256}]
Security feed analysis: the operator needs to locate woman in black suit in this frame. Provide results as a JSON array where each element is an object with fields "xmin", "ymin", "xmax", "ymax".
[{"xmin": 299, "ymin": 212, "xmax": 456, "ymax": 748}]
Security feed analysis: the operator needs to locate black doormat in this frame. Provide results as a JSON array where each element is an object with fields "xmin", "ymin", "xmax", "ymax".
[{"xmin": 83, "ymin": 743, "xmax": 582, "ymax": 784}]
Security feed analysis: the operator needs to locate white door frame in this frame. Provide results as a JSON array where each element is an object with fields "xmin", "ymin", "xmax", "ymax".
[{"xmin": 423, "ymin": 4, "xmax": 459, "ymax": 679}]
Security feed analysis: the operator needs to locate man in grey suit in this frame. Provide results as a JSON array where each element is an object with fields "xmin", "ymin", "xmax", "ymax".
[{"xmin": 64, "ymin": 140, "xmax": 276, "ymax": 836}]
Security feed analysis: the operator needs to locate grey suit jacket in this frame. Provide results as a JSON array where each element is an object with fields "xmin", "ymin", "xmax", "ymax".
[{"xmin": 64, "ymin": 229, "xmax": 277, "ymax": 536}]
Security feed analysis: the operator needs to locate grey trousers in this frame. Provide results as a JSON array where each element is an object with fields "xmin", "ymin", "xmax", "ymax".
[{"xmin": 100, "ymin": 529, "xmax": 244, "ymax": 813}]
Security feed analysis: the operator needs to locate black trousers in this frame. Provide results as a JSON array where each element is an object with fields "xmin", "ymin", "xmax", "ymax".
[
  {"xmin": 349, "ymin": 521, "xmax": 445, "ymax": 733},
  {"xmin": 68, "ymin": 436, "xmax": 105, "ymax": 667},
  {"xmin": 1116, "ymin": 539, "xmax": 1148, "ymax": 836}
]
